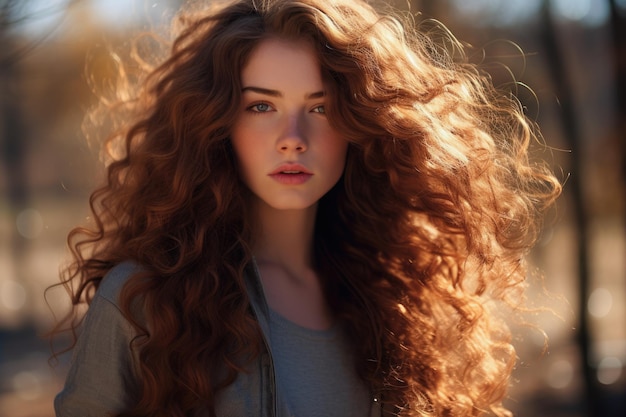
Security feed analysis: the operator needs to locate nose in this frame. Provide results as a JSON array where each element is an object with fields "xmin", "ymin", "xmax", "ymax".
[{"xmin": 277, "ymin": 114, "xmax": 308, "ymax": 153}]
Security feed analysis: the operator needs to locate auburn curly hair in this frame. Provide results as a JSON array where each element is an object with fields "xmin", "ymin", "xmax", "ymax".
[{"xmin": 52, "ymin": 0, "xmax": 561, "ymax": 416}]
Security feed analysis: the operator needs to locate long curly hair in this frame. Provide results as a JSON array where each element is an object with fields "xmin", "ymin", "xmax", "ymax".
[{"xmin": 52, "ymin": 0, "xmax": 561, "ymax": 416}]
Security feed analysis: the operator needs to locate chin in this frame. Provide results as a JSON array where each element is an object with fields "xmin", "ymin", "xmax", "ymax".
[
  {"xmin": 264, "ymin": 198, "xmax": 319, "ymax": 211},
  {"xmin": 269, "ymin": 203, "xmax": 317, "ymax": 211}
]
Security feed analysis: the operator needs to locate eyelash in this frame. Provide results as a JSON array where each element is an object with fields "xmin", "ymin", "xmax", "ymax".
[
  {"xmin": 246, "ymin": 102, "xmax": 274, "ymax": 113},
  {"xmin": 245, "ymin": 102, "xmax": 326, "ymax": 114}
]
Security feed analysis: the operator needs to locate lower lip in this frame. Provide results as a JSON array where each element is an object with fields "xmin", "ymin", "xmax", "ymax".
[{"xmin": 269, "ymin": 173, "xmax": 313, "ymax": 185}]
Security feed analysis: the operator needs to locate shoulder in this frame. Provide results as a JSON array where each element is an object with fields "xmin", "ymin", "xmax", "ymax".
[{"xmin": 96, "ymin": 261, "xmax": 143, "ymax": 306}]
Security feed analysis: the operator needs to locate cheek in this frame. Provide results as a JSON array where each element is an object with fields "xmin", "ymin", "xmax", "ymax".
[
  {"xmin": 231, "ymin": 123, "xmax": 255, "ymax": 156},
  {"xmin": 324, "ymin": 134, "xmax": 349, "ymax": 170},
  {"xmin": 230, "ymin": 132, "xmax": 255, "ymax": 176}
]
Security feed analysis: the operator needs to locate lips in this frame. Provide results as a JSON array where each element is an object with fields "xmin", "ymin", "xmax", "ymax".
[
  {"xmin": 269, "ymin": 163, "xmax": 312, "ymax": 175},
  {"xmin": 269, "ymin": 163, "xmax": 313, "ymax": 185}
]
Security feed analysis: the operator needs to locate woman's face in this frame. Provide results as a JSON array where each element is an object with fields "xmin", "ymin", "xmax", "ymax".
[{"xmin": 230, "ymin": 37, "xmax": 348, "ymax": 211}]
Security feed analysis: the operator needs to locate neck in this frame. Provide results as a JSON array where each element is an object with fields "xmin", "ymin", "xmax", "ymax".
[
  {"xmin": 251, "ymin": 199, "xmax": 317, "ymax": 274},
  {"xmin": 249, "ymin": 198, "xmax": 333, "ymax": 330}
]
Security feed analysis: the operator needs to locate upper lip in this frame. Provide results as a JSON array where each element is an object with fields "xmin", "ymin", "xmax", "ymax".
[{"xmin": 269, "ymin": 163, "xmax": 313, "ymax": 175}]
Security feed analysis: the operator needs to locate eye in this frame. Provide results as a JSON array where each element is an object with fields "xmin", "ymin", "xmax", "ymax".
[
  {"xmin": 311, "ymin": 105, "xmax": 325, "ymax": 114},
  {"xmin": 248, "ymin": 102, "xmax": 274, "ymax": 113}
]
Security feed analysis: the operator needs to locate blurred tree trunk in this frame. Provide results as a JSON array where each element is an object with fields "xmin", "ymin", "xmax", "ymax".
[
  {"xmin": 606, "ymin": 8, "xmax": 626, "ymax": 415},
  {"xmin": 609, "ymin": 0, "xmax": 626, "ymax": 222},
  {"xmin": 540, "ymin": 1, "xmax": 600, "ymax": 416},
  {"xmin": 1, "ymin": 0, "xmax": 76, "ymax": 320},
  {"xmin": 0, "ymin": 1, "xmax": 29, "ymax": 286}
]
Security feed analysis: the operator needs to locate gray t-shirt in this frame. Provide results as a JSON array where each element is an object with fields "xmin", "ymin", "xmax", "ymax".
[
  {"xmin": 268, "ymin": 308, "xmax": 371, "ymax": 417},
  {"xmin": 55, "ymin": 263, "xmax": 378, "ymax": 417}
]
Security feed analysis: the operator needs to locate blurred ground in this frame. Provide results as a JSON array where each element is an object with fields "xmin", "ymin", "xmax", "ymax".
[{"xmin": 0, "ymin": 195, "xmax": 81, "ymax": 417}]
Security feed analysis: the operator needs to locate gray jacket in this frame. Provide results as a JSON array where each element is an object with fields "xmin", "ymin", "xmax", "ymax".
[{"xmin": 54, "ymin": 262, "xmax": 382, "ymax": 416}]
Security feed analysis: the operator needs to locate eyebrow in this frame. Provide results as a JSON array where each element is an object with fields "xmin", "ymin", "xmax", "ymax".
[{"xmin": 241, "ymin": 86, "xmax": 325, "ymax": 99}]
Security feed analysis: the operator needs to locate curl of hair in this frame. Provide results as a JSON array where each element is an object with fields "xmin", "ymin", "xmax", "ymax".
[{"xmin": 52, "ymin": 1, "xmax": 561, "ymax": 416}]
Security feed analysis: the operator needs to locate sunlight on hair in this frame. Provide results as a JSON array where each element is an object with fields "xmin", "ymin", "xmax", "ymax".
[
  {"xmin": 587, "ymin": 287, "xmax": 613, "ymax": 319},
  {"xmin": 597, "ymin": 357, "xmax": 623, "ymax": 385},
  {"xmin": 48, "ymin": 1, "xmax": 567, "ymax": 415},
  {"xmin": 545, "ymin": 359, "xmax": 574, "ymax": 389}
]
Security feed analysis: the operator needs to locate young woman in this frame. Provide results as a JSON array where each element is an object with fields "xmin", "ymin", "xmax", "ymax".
[{"xmin": 52, "ymin": 0, "xmax": 561, "ymax": 416}]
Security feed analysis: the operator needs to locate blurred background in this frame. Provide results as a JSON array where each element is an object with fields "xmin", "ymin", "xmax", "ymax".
[{"xmin": 0, "ymin": 0, "xmax": 624, "ymax": 416}]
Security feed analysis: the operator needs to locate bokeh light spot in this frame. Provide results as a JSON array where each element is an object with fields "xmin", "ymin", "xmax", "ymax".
[
  {"xmin": 588, "ymin": 287, "xmax": 613, "ymax": 318},
  {"xmin": 0, "ymin": 280, "xmax": 27, "ymax": 311},
  {"xmin": 551, "ymin": 0, "xmax": 591, "ymax": 21},
  {"xmin": 450, "ymin": 0, "xmax": 541, "ymax": 27},
  {"xmin": 546, "ymin": 359, "xmax": 574, "ymax": 389},
  {"xmin": 16, "ymin": 208, "xmax": 44, "ymax": 239},
  {"xmin": 12, "ymin": 371, "xmax": 43, "ymax": 400},
  {"xmin": 550, "ymin": 0, "xmax": 609, "ymax": 27},
  {"xmin": 597, "ymin": 357, "xmax": 623, "ymax": 385}
]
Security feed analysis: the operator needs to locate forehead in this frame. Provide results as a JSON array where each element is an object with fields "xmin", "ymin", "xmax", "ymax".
[{"xmin": 241, "ymin": 37, "xmax": 323, "ymax": 90}]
